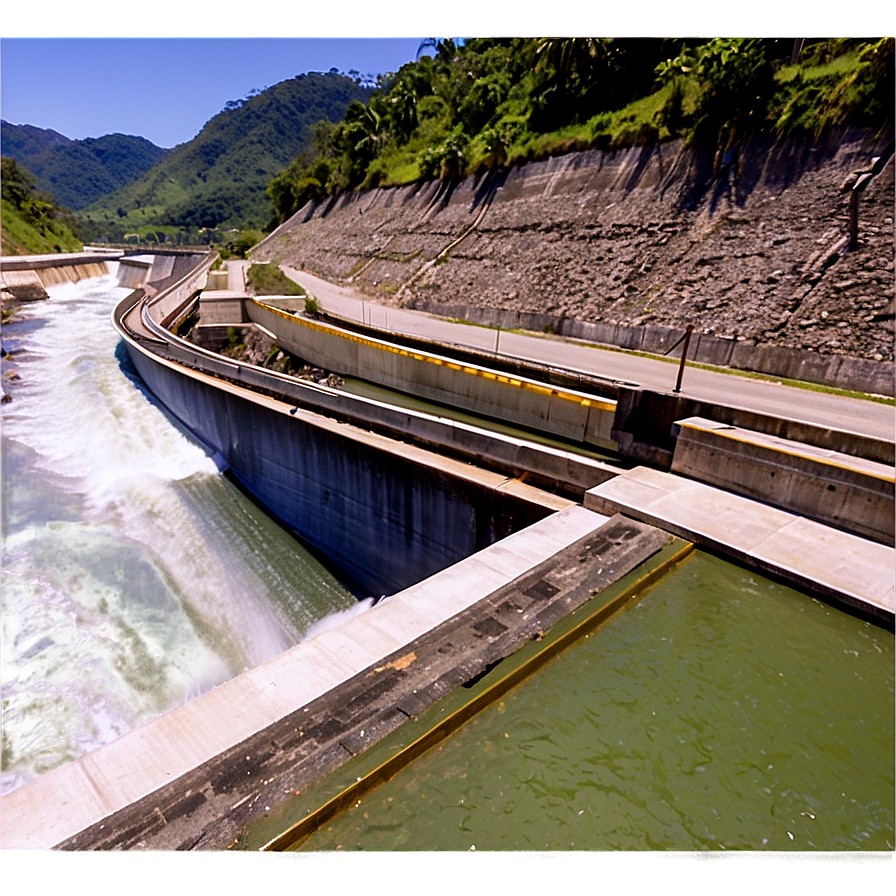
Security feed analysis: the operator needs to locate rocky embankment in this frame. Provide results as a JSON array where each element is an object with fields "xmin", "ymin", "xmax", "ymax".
[{"xmin": 253, "ymin": 128, "xmax": 894, "ymax": 375}]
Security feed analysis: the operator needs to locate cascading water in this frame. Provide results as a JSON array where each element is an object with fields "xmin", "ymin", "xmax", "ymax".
[{"xmin": 1, "ymin": 269, "xmax": 359, "ymax": 794}]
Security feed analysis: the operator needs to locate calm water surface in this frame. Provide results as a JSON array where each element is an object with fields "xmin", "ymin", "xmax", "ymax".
[
  {"xmin": 299, "ymin": 552, "xmax": 894, "ymax": 851},
  {"xmin": 1, "ymin": 271, "xmax": 361, "ymax": 793}
]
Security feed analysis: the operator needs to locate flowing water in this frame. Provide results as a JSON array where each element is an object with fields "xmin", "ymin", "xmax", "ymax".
[
  {"xmin": 1, "ymin": 271, "xmax": 359, "ymax": 794},
  {"xmin": 291, "ymin": 552, "xmax": 894, "ymax": 852}
]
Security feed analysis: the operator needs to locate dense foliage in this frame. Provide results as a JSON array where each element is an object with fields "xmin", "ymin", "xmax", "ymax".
[
  {"xmin": 78, "ymin": 72, "xmax": 374, "ymax": 242},
  {"xmin": 1, "ymin": 122, "xmax": 168, "ymax": 210},
  {"xmin": 268, "ymin": 37, "xmax": 894, "ymax": 224},
  {"xmin": 0, "ymin": 157, "xmax": 83, "ymax": 255}
]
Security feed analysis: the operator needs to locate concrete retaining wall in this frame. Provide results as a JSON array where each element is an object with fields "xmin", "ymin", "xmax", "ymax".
[
  {"xmin": 671, "ymin": 417, "xmax": 895, "ymax": 544},
  {"xmin": 247, "ymin": 299, "xmax": 618, "ymax": 450},
  {"xmin": 612, "ymin": 387, "xmax": 895, "ymax": 469},
  {"xmin": 149, "ymin": 322, "xmax": 618, "ymax": 498},
  {"xmin": 408, "ymin": 298, "xmax": 896, "ymax": 397},
  {"xmin": 121, "ymin": 317, "xmax": 556, "ymax": 597},
  {"xmin": 143, "ymin": 252, "xmax": 216, "ymax": 327}
]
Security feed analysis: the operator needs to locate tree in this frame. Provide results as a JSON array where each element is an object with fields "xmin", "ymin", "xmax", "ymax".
[{"xmin": 656, "ymin": 39, "xmax": 776, "ymax": 144}]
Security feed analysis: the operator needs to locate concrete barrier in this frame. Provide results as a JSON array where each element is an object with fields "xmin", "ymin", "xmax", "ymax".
[
  {"xmin": 670, "ymin": 416, "xmax": 895, "ymax": 544},
  {"xmin": 612, "ymin": 387, "xmax": 895, "ymax": 468},
  {"xmin": 406, "ymin": 298, "xmax": 895, "ymax": 396},
  {"xmin": 247, "ymin": 299, "xmax": 618, "ymax": 451}
]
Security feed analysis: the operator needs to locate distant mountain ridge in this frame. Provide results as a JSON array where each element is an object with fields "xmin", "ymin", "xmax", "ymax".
[
  {"xmin": 1, "ymin": 122, "xmax": 72, "ymax": 157},
  {"xmin": 1, "ymin": 121, "xmax": 169, "ymax": 211},
  {"xmin": 82, "ymin": 71, "xmax": 374, "ymax": 234}
]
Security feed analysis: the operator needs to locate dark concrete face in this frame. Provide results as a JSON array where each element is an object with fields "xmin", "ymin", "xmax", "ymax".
[{"xmin": 127, "ymin": 345, "xmax": 549, "ymax": 597}]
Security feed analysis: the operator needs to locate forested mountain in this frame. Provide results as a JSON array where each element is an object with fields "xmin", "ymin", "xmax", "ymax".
[
  {"xmin": 1, "ymin": 157, "xmax": 82, "ymax": 255},
  {"xmin": 1, "ymin": 122, "xmax": 71, "ymax": 158},
  {"xmin": 1, "ymin": 122, "xmax": 168, "ymax": 210},
  {"xmin": 267, "ymin": 37, "xmax": 894, "ymax": 224},
  {"xmin": 80, "ymin": 72, "xmax": 374, "ymax": 239}
]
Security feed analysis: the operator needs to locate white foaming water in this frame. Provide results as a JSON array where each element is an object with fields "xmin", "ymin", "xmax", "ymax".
[
  {"xmin": 1, "ymin": 272, "xmax": 356, "ymax": 793},
  {"xmin": 4, "ymin": 275, "xmax": 292, "ymax": 672},
  {"xmin": 301, "ymin": 596, "xmax": 376, "ymax": 641}
]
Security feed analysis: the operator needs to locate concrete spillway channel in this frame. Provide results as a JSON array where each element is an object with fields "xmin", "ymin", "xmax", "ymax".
[
  {"xmin": 3, "ymin": 257, "xmax": 892, "ymax": 849},
  {"xmin": 2, "ymin": 278, "xmax": 666, "ymax": 849}
]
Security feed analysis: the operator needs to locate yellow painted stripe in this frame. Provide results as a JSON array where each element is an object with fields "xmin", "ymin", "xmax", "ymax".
[
  {"xmin": 680, "ymin": 421, "xmax": 895, "ymax": 484},
  {"xmin": 258, "ymin": 541, "xmax": 694, "ymax": 852},
  {"xmin": 253, "ymin": 298, "xmax": 616, "ymax": 413}
]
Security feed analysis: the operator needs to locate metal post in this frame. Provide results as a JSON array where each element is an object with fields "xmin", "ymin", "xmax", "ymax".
[
  {"xmin": 673, "ymin": 325, "xmax": 693, "ymax": 394},
  {"xmin": 848, "ymin": 189, "xmax": 860, "ymax": 252}
]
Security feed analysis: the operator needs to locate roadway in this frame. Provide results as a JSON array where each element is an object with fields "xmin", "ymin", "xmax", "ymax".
[{"xmin": 266, "ymin": 265, "xmax": 894, "ymax": 443}]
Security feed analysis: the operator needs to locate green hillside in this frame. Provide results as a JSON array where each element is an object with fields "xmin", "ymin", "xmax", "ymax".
[
  {"xmin": 1, "ymin": 122, "xmax": 169, "ymax": 211},
  {"xmin": 0, "ymin": 122, "xmax": 71, "ymax": 157},
  {"xmin": 1, "ymin": 157, "xmax": 82, "ymax": 255},
  {"xmin": 268, "ymin": 37, "xmax": 894, "ymax": 224},
  {"xmin": 80, "ymin": 71, "xmax": 374, "ymax": 241}
]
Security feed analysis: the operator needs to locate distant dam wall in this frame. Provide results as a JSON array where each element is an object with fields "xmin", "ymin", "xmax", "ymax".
[{"xmin": 0, "ymin": 251, "xmax": 120, "ymax": 301}]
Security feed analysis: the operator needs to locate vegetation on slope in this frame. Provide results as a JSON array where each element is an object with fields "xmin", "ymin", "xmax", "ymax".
[
  {"xmin": 268, "ymin": 37, "xmax": 894, "ymax": 225},
  {"xmin": 1, "ymin": 157, "xmax": 83, "ymax": 255},
  {"xmin": 246, "ymin": 262, "xmax": 306, "ymax": 296},
  {"xmin": 78, "ymin": 72, "xmax": 374, "ymax": 243}
]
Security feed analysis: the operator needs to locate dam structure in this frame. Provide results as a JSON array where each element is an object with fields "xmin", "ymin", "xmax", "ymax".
[{"xmin": 1, "ymin": 249, "xmax": 893, "ymax": 850}]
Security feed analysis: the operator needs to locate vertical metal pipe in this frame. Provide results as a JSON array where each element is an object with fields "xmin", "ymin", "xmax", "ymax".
[{"xmin": 673, "ymin": 325, "xmax": 693, "ymax": 394}]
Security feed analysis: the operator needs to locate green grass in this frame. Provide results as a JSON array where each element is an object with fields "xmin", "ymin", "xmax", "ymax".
[{"xmin": 246, "ymin": 262, "xmax": 306, "ymax": 297}]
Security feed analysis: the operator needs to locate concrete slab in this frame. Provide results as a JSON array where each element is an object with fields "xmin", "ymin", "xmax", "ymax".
[
  {"xmin": 585, "ymin": 467, "xmax": 894, "ymax": 622},
  {"xmin": 750, "ymin": 516, "xmax": 895, "ymax": 614}
]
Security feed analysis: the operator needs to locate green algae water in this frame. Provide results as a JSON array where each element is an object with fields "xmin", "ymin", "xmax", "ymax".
[
  {"xmin": 291, "ymin": 552, "xmax": 894, "ymax": 851},
  {"xmin": 1, "ymin": 273, "xmax": 360, "ymax": 794}
]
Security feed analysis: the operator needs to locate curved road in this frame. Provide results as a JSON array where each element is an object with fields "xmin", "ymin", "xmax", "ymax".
[{"xmin": 270, "ymin": 265, "xmax": 894, "ymax": 443}]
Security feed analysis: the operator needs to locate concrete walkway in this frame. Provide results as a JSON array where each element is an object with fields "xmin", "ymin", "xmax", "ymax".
[
  {"xmin": 585, "ymin": 466, "xmax": 895, "ymax": 622},
  {"xmin": 276, "ymin": 267, "xmax": 895, "ymax": 442}
]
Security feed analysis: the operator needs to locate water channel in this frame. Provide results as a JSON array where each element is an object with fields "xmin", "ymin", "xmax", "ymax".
[
  {"xmin": 1, "ymin": 271, "xmax": 361, "ymax": 794},
  {"xmin": 245, "ymin": 552, "xmax": 893, "ymax": 852},
  {"xmin": 1, "ymin": 271, "xmax": 892, "ymax": 854}
]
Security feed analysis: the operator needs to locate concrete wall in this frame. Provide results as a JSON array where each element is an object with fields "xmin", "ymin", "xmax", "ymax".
[
  {"xmin": 1, "ymin": 253, "xmax": 116, "ymax": 300},
  {"xmin": 148, "ymin": 321, "xmax": 618, "ymax": 498},
  {"xmin": 612, "ymin": 387, "xmax": 895, "ymax": 469},
  {"xmin": 143, "ymin": 252, "xmax": 216, "ymax": 327},
  {"xmin": 247, "ymin": 299, "xmax": 618, "ymax": 450},
  {"xmin": 119, "ymin": 309, "xmax": 555, "ymax": 597},
  {"xmin": 408, "ymin": 298, "xmax": 896, "ymax": 398},
  {"xmin": 117, "ymin": 257, "xmax": 153, "ymax": 289}
]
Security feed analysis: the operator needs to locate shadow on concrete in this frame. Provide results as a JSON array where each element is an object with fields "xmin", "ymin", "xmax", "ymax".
[{"xmin": 471, "ymin": 167, "xmax": 509, "ymax": 213}]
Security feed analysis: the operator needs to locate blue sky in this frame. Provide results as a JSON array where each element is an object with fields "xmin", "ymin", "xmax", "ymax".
[{"xmin": 1, "ymin": 38, "xmax": 427, "ymax": 148}]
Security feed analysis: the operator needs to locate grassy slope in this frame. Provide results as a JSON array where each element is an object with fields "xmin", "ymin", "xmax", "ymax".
[{"xmin": 1, "ymin": 199, "xmax": 82, "ymax": 255}]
